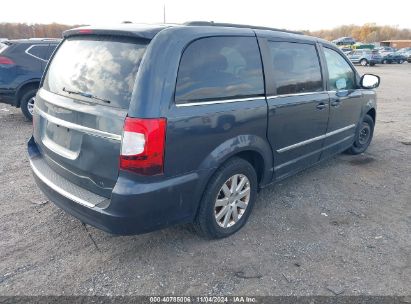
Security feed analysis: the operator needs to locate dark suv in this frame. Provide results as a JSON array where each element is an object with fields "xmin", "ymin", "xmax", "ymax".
[
  {"xmin": 28, "ymin": 23, "xmax": 380, "ymax": 239},
  {"xmin": 0, "ymin": 38, "xmax": 59, "ymax": 120}
]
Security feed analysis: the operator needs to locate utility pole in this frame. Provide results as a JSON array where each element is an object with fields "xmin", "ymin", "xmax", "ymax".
[{"xmin": 163, "ymin": 4, "xmax": 166, "ymax": 24}]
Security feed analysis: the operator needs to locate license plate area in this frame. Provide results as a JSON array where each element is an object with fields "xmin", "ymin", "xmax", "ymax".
[{"xmin": 42, "ymin": 120, "xmax": 82, "ymax": 160}]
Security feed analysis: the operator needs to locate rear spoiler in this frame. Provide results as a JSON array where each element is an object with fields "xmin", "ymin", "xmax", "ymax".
[{"xmin": 63, "ymin": 26, "xmax": 169, "ymax": 40}]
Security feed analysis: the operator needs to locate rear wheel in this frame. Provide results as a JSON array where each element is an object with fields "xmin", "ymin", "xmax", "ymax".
[
  {"xmin": 382, "ymin": 59, "xmax": 387, "ymax": 64},
  {"xmin": 398, "ymin": 59, "xmax": 404, "ymax": 64},
  {"xmin": 194, "ymin": 157, "xmax": 257, "ymax": 239},
  {"xmin": 346, "ymin": 114, "xmax": 374, "ymax": 155},
  {"xmin": 360, "ymin": 59, "xmax": 368, "ymax": 66},
  {"xmin": 20, "ymin": 89, "xmax": 37, "ymax": 121}
]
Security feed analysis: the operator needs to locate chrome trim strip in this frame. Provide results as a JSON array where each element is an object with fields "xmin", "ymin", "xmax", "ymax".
[
  {"xmin": 267, "ymin": 91, "xmax": 326, "ymax": 99},
  {"xmin": 277, "ymin": 124, "xmax": 356, "ymax": 153},
  {"xmin": 30, "ymin": 159, "xmax": 96, "ymax": 208},
  {"xmin": 35, "ymin": 106, "xmax": 122, "ymax": 141},
  {"xmin": 175, "ymin": 96, "xmax": 266, "ymax": 107},
  {"xmin": 274, "ymin": 134, "xmax": 355, "ymax": 171}
]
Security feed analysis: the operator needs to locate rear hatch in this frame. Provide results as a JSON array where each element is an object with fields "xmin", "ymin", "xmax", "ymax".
[{"xmin": 33, "ymin": 34, "xmax": 149, "ymax": 197}]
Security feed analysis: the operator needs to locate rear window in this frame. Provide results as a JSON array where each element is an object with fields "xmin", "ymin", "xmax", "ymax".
[
  {"xmin": 175, "ymin": 36, "xmax": 264, "ymax": 103},
  {"xmin": 43, "ymin": 36, "xmax": 148, "ymax": 109}
]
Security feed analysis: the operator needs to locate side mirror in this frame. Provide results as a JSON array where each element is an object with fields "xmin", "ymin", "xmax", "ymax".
[{"xmin": 360, "ymin": 74, "xmax": 380, "ymax": 89}]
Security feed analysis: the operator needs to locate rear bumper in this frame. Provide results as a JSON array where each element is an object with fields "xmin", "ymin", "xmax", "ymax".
[{"xmin": 28, "ymin": 137, "xmax": 201, "ymax": 235}]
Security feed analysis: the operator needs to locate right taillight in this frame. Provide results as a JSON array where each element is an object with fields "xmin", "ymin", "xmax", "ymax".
[
  {"xmin": 0, "ymin": 56, "xmax": 14, "ymax": 65},
  {"xmin": 120, "ymin": 117, "xmax": 167, "ymax": 176}
]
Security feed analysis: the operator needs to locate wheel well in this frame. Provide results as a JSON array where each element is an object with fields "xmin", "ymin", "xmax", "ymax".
[
  {"xmin": 366, "ymin": 108, "xmax": 376, "ymax": 123},
  {"xmin": 234, "ymin": 150, "xmax": 265, "ymax": 185},
  {"xmin": 16, "ymin": 82, "xmax": 39, "ymax": 106}
]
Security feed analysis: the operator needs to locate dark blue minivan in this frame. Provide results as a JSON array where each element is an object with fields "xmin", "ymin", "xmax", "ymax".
[{"xmin": 28, "ymin": 22, "xmax": 380, "ymax": 238}]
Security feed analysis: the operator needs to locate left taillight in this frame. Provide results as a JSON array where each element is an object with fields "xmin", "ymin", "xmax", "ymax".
[
  {"xmin": 0, "ymin": 56, "xmax": 14, "ymax": 65},
  {"xmin": 120, "ymin": 117, "xmax": 167, "ymax": 176}
]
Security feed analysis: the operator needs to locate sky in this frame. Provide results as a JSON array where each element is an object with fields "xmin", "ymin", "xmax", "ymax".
[{"xmin": 3, "ymin": 0, "xmax": 411, "ymax": 31}]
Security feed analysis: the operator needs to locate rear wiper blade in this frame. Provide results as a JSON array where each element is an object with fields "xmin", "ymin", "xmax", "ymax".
[{"xmin": 62, "ymin": 87, "xmax": 111, "ymax": 104}]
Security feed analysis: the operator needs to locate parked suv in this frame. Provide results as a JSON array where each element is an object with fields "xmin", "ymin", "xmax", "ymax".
[
  {"xmin": 346, "ymin": 49, "xmax": 382, "ymax": 66},
  {"xmin": 28, "ymin": 23, "xmax": 380, "ymax": 238},
  {"xmin": 0, "ymin": 38, "xmax": 59, "ymax": 120}
]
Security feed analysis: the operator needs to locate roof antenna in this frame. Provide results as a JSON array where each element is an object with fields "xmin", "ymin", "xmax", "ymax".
[{"xmin": 163, "ymin": 4, "xmax": 166, "ymax": 24}]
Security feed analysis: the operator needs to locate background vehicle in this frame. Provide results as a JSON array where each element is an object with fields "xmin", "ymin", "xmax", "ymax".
[
  {"xmin": 375, "ymin": 46, "xmax": 397, "ymax": 56},
  {"xmin": 347, "ymin": 49, "xmax": 382, "ymax": 66},
  {"xmin": 0, "ymin": 38, "xmax": 60, "ymax": 120},
  {"xmin": 28, "ymin": 23, "xmax": 380, "ymax": 239},
  {"xmin": 381, "ymin": 52, "xmax": 407, "ymax": 64},
  {"xmin": 332, "ymin": 37, "xmax": 356, "ymax": 45},
  {"xmin": 407, "ymin": 54, "xmax": 411, "ymax": 63}
]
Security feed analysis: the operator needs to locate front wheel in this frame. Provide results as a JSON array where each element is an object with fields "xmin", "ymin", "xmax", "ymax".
[
  {"xmin": 194, "ymin": 157, "xmax": 258, "ymax": 239},
  {"xmin": 360, "ymin": 59, "xmax": 368, "ymax": 66},
  {"xmin": 398, "ymin": 59, "xmax": 404, "ymax": 64},
  {"xmin": 382, "ymin": 59, "xmax": 387, "ymax": 64},
  {"xmin": 20, "ymin": 89, "xmax": 37, "ymax": 121},
  {"xmin": 346, "ymin": 114, "xmax": 375, "ymax": 155}
]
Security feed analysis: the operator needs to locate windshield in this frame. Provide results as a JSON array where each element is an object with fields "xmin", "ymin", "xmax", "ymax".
[{"xmin": 43, "ymin": 36, "xmax": 148, "ymax": 109}]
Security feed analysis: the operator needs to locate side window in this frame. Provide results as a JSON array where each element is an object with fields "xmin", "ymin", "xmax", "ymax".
[
  {"xmin": 175, "ymin": 36, "xmax": 264, "ymax": 103},
  {"xmin": 268, "ymin": 42, "xmax": 323, "ymax": 95},
  {"xmin": 324, "ymin": 48, "xmax": 356, "ymax": 91},
  {"xmin": 26, "ymin": 45, "xmax": 48, "ymax": 61}
]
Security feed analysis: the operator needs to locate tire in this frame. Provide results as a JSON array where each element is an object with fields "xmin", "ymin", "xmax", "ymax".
[
  {"xmin": 382, "ymin": 59, "xmax": 387, "ymax": 64},
  {"xmin": 20, "ymin": 89, "xmax": 37, "ymax": 121},
  {"xmin": 194, "ymin": 157, "xmax": 258, "ymax": 239},
  {"xmin": 346, "ymin": 114, "xmax": 375, "ymax": 155},
  {"xmin": 360, "ymin": 59, "xmax": 368, "ymax": 66},
  {"xmin": 398, "ymin": 59, "xmax": 404, "ymax": 64}
]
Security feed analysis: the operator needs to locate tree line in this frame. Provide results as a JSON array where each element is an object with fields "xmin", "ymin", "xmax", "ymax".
[
  {"xmin": 305, "ymin": 23, "xmax": 411, "ymax": 43},
  {"xmin": 0, "ymin": 23, "xmax": 80, "ymax": 39},
  {"xmin": 1, "ymin": 22, "xmax": 411, "ymax": 43}
]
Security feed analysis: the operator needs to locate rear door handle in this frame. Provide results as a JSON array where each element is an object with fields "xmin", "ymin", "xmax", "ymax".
[{"xmin": 316, "ymin": 102, "xmax": 326, "ymax": 110}]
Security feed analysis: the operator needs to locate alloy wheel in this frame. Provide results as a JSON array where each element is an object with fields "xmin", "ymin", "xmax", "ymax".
[
  {"xmin": 27, "ymin": 97, "xmax": 35, "ymax": 116},
  {"xmin": 214, "ymin": 174, "xmax": 250, "ymax": 228}
]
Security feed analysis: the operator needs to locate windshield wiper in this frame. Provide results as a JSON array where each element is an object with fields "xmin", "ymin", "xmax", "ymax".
[{"xmin": 62, "ymin": 87, "xmax": 111, "ymax": 104}]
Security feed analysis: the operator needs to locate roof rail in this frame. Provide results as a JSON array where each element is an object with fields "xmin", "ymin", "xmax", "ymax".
[
  {"xmin": 184, "ymin": 21, "xmax": 302, "ymax": 35},
  {"xmin": 28, "ymin": 38, "xmax": 61, "ymax": 41}
]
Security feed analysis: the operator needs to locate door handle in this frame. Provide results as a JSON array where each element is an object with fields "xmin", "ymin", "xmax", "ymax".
[{"xmin": 316, "ymin": 102, "xmax": 326, "ymax": 110}]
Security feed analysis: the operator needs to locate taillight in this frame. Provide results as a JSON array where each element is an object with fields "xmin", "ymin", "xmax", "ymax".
[
  {"xmin": 0, "ymin": 56, "xmax": 14, "ymax": 65},
  {"xmin": 120, "ymin": 117, "xmax": 167, "ymax": 175}
]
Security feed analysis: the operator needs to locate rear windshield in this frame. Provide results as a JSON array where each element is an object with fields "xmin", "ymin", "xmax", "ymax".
[{"xmin": 43, "ymin": 36, "xmax": 148, "ymax": 109}]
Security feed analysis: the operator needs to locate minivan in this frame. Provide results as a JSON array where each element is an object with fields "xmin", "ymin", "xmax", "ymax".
[{"xmin": 28, "ymin": 22, "xmax": 380, "ymax": 239}]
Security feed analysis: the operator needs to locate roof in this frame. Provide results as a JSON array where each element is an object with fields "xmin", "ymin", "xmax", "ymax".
[{"xmin": 63, "ymin": 22, "xmax": 328, "ymax": 45}]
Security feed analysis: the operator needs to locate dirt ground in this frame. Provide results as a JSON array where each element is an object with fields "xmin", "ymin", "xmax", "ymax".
[{"xmin": 0, "ymin": 63, "xmax": 410, "ymax": 297}]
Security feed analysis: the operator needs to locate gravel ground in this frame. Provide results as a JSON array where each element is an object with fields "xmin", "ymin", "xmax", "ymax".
[{"xmin": 0, "ymin": 63, "xmax": 410, "ymax": 297}]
